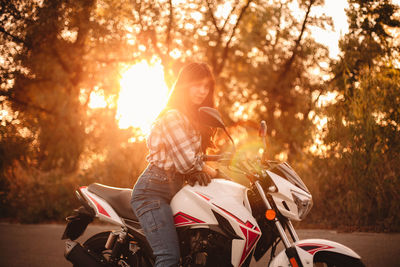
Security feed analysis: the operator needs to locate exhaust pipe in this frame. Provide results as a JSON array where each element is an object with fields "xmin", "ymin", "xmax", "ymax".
[{"xmin": 64, "ymin": 240, "xmax": 106, "ymax": 267}]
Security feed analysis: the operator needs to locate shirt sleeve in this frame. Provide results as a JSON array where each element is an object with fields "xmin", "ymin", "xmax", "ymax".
[{"xmin": 161, "ymin": 110, "xmax": 204, "ymax": 174}]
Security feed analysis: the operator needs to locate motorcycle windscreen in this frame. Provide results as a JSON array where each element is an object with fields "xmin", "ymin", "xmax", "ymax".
[{"xmin": 269, "ymin": 162, "xmax": 310, "ymax": 194}]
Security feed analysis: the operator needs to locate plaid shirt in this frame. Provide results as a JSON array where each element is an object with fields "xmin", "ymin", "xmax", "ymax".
[{"xmin": 146, "ymin": 109, "xmax": 204, "ymax": 174}]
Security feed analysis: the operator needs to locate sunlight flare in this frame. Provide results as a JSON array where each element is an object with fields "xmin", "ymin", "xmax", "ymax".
[
  {"xmin": 117, "ymin": 61, "xmax": 169, "ymax": 135},
  {"xmin": 88, "ymin": 88, "xmax": 108, "ymax": 109}
]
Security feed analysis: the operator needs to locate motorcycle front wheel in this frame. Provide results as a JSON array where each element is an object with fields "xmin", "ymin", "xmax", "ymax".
[
  {"xmin": 313, "ymin": 251, "xmax": 365, "ymax": 267},
  {"xmin": 76, "ymin": 231, "xmax": 152, "ymax": 267}
]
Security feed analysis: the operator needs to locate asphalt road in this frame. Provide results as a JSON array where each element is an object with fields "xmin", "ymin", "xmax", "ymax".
[{"xmin": 0, "ymin": 223, "xmax": 398, "ymax": 267}]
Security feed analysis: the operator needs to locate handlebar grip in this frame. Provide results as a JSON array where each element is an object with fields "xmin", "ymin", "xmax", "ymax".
[{"xmin": 202, "ymin": 155, "xmax": 223, "ymax": 161}]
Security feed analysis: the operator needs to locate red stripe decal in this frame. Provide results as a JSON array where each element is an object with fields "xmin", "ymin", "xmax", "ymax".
[
  {"xmin": 297, "ymin": 243, "xmax": 334, "ymax": 255},
  {"xmin": 212, "ymin": 203, "xmax": 260, "ymax": 266},
  {"xmin": 174, "ymin": 212, "xmax": 205, "ymax": 226},
  {"xmin": 191, "ymin": 192, "xmax": 262, "ymax": 265},
  {"xmin": 238, "ymin": 226, "xmax": 261, "ymax": 265},
  {"xmin": 195, "ymin": 192, "xmax": 211, "ymax": 201},
  {"xmin": 245, "ymin": 221, "xmax": 254, "ymax": 228},
  {"xmin": 86, "ymin": 193, "xmax": 110, "ymax": 217},
  {"xmin": 212, "ymin": 203, "xmax": 252, "ymax": 228}
]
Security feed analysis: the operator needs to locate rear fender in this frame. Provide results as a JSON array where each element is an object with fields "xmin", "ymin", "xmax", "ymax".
[
  {"xmin": 62, "ymin": 206, "xmax": 94, "ymax": 240},
  {"xmin": 79, "ymin": 186, "xmax": 124, "ymax": 226},
  {"xmin": 270, "ymin": 239, "xmax": 361, "ymax": 267}
]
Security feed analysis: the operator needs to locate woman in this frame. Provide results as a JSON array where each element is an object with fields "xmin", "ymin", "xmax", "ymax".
[{"xmin": 131, "ymin": 62, "xmax": 220, "ymax": 267}]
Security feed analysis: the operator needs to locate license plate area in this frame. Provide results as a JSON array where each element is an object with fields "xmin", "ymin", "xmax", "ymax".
[{"xmin": 62, "ymin": 206, "xmax": 94, "ymax": 240}]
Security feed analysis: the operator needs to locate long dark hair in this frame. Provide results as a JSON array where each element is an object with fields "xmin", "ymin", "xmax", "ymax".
[{"xmin": 162, "ymin": 62, "xmax": 216, "ymax": 152}]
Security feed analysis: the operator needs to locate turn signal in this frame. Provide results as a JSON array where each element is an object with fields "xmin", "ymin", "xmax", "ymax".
[{"xmin": 265, "ymin": 209, "xmax": 276, "ymax": 220}]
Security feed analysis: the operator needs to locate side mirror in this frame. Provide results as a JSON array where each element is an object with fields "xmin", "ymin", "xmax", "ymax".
[
  {"xmin": 198, "ymin": 107, "xmax": 225, "ymax": 128},
  {"xmin": 259, "ymin": 120, "xmax": 268, "ymax": 161},
  {"xmin": 259, "ymin": 120, "xmax": 267, "ymax": 138},
  {"xmin": 198, "ymin": 107, "xmax": 236, "ymax": 152},
  {"xmin": 259, "ymin": 120, "xmax": 267, "ymax": 150}
]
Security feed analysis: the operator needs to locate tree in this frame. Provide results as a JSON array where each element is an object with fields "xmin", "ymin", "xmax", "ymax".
[
  {"xmin": 1, "ymin": 0, "xmax": 94, "ymax": 172},
  {"xmin": 0, "ymin": 0, "xmax": 135, "ymax": 220},
  {"xmin": 215, "ymin": 0, "xmax": 333, "ymax": 164},
  {"xmin": 311, "ymin": 0, "xmax": 400, "ymax": 231},
  {"xmin": 0, "ymin": 0, "xmax": 337, "ymax": 222}
]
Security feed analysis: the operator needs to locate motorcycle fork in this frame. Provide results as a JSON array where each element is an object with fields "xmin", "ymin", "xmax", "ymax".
[{"xmin": 254, "ymin": 181, "xmax": 303, "ymax": 267}]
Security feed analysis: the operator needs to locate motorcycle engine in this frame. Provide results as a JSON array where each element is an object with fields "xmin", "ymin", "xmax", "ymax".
[{"xmin": 178, "ymin": 228, "xmax": 232, "ymax": 267}]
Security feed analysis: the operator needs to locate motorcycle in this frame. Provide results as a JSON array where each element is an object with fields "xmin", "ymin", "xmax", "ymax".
[{"xmin": 62, "ymin": 107, "xmax": 365, "ymax": 267}]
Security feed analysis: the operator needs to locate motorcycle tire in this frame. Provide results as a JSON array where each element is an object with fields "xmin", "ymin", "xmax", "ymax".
[
  {"xmin": 75, "ymin": 231, "xmax": 151, "ymax": 267},
  {"xmin": 313, "ymin": 251, "xmax": 365, "ymax": 267}
]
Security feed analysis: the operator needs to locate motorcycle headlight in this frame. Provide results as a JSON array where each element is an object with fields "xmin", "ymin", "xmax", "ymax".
[{"xmin": 291, "ymin": 191, "xmax": 313, "ymax": 220}]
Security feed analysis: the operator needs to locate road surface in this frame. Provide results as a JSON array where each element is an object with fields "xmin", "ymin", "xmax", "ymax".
[{"xmin": 0, "ymin": 223, "xmax": 398, "ymax": 267}]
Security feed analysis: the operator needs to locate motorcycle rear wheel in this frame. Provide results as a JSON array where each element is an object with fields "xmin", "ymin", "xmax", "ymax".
[
  {"xmin": 313, "ymin": 251, "xmax": 365, "ymax": 267},
  {"xmin": 75, "ymin": 231, "xmax": 151, "ymax": 267}
]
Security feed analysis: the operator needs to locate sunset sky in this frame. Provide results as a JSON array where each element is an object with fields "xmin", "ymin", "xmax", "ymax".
[{"xmin": 311, "ymin": 0, "xmax": 349, "ymax": 58}]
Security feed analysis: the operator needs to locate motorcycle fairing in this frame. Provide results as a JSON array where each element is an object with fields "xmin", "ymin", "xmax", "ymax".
[
  {"xmin": 174, "ymin": 211, "xmax": 206, "ymax": 226},
  {"xmin": 267, "ymin": 170, "xmax": 312, "ymax": 221},
  {"xmin": 269, "ymin": 239, "xmax": 361, "ymax": 267},
  {"xmin": 79, "ymin": 186, "xmax": 125, "ymax": 226},
  {"xmin": 170, "ymin": 179, "xmax": 261, "ymax": 267},
  {"xmin": 270, "ymin": 162, "xmax": 310, "ymax": 193}
]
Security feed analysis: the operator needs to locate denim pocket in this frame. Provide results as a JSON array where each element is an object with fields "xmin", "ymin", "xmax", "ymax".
[
  {"xmin": 135, "ymin": 199, "xmax": 161, "ymax": 217},
  {"xmin": 135, "ymin": 200, "xmax": 164, "ymax": 233}
]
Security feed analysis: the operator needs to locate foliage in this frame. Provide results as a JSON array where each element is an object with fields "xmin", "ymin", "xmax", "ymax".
[
  {"xmin": 0, "ymin": 0, "xmax": 398, "ymax": 231},
  {"xmin": 308, "ymin": 0, "xmax": 400, "ymax": 231},
  {"xmin": 1, "ymin": 0, "xmax": 135, "ymax": 222},
  {"xmin": 3, "ymin": 164, "xmax": 81, "ymax": 223},
  {"xmin": 0, "ymin": 0, "xmax": 332, "ymax": 222},
  {"xmin": 220, "ymin": 0, "xmax": 333, "ymax": 164}
]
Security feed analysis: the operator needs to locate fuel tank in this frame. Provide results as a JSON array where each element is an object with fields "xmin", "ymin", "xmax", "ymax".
[{"xmin": 170, "ymin": 179, "xmax": 262, "ymax": 267}]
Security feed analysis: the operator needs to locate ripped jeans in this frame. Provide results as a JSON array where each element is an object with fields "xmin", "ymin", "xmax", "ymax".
[{"xmin": 131, "ymin": 164, "xmax": 184, "ymax": 267}]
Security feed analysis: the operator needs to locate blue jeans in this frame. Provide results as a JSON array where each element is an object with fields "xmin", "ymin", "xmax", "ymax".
[{"xmin": 131, "ymin": 164, "xmax": 184, "ymax": 267}]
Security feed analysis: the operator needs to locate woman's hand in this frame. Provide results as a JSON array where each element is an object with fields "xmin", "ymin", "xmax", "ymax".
[
  {"xmin": 186, "ymin": 171, "xmax": 211, "ymax": 186},
  {"xmin": 202, "ymin": 164, "xmax": 231, "ymax": 180}
]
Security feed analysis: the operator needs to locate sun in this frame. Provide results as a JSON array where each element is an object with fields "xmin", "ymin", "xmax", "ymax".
[{"xmin": 116, "ymin": 60, "xmax": 169, "ymax": 135}]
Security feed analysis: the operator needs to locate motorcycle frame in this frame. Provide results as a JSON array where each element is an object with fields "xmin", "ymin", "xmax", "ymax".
[
  {"xmin": 63, "ymin": 107, "xmax": 364, "ymax": 267},
  {"xmin": 67, "ymin": 180, "xmax": 361, "ymax": 267},
  {"xmin": 65, "ymin": 176, "xmax": 361, "ymax": 267}
]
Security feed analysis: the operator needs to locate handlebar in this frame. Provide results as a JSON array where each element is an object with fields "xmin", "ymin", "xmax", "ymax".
[
  {"xmin": 202, "ymin": 154, "xmax": 233, "ymax": 163},
  {"xmin": 203, "ymin": 153, "xmax": 272, "ymax": 183},
  {"xmin": 202, "ymin": 154, "xmax": 224, "ymax": 161}
]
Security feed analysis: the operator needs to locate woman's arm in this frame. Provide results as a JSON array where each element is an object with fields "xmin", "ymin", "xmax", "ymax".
[{"xmin": 162, "ymin": 110, "xmax": 204, "ymax": 174}]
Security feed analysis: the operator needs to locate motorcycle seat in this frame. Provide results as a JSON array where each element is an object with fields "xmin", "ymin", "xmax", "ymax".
[{"xmin": 87, "ymin": 183, "xmax": 138, "ymax": 222}]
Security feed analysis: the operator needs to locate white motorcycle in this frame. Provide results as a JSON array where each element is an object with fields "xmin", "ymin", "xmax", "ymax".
[{"xmin": 62, "ymin": 107, "xmax": 365, "ymax": 267}]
